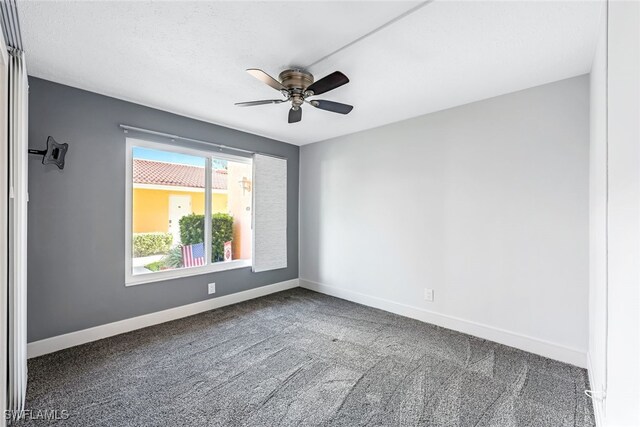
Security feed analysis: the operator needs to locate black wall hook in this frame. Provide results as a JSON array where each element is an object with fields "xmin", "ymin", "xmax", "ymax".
[{"xmin": 28, "ymin": 136, "xmax": 68, "ymax": 170}]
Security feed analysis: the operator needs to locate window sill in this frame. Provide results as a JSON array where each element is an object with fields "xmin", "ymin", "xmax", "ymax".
[{"xmin": 125, "ymin": 259, "xmax": 252, "ymax": 286}]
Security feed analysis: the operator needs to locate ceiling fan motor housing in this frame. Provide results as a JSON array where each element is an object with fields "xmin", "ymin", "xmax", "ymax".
[
  {"xmin": 278, "ymin": 69, "xmax": 314, "ymax": 110},
  {"xmin": 278, "ymin": 69, "xmax": 314, "ymax": 91}
]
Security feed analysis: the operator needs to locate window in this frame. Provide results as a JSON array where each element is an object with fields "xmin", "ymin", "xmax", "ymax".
[{"xmin": 125, "ymin": 138, "xmax": 252, "ymax": 285}]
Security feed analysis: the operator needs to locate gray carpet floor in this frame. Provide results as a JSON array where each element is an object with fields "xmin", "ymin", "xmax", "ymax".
[{"xmin": 19, "ymin": 288, "xmax": 594, "ymax": 427}]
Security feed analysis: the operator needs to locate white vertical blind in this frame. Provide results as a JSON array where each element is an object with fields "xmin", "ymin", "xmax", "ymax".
[
  {"xmin": 0, "ymin": 27, "xmax": 9, "ymax": 427},
  {"xmin": 7, "ymin": 50, "xmax": 28, "ymax": 414},
  {"xmin": 252, "ymin": 154, "xmax": 287, "ymax": 273}
]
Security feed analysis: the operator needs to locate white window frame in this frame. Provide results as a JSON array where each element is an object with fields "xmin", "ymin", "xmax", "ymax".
[{"xmin": 125, "ymin": 137, "xmax": 252, "ymax": 286}]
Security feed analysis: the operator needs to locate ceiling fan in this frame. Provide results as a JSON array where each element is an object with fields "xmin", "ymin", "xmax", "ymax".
[{"xmin": 235, "ymin": 68, "xmax": 353, "ymax": 123}]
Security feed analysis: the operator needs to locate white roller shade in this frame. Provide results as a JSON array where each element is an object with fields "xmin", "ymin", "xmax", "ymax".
[{"xmin": 252, "ymin": 154, "xmax": 287, "ymax": 272}]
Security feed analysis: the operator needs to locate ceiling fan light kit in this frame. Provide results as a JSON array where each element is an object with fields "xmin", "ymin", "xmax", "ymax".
[{"xmin": 236, "ymin": 68, "xmax": 353, "ymax": 123}]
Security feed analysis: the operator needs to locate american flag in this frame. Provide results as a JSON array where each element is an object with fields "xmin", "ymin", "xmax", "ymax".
[{"xmin": 182, "ymin": 242, "xmax": 205, "ymax": 267}]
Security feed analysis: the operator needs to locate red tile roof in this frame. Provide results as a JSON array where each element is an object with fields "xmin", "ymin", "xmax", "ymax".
[{"xmin": 133, "ymin": 159, "xmax": 227, "ymax": 190}]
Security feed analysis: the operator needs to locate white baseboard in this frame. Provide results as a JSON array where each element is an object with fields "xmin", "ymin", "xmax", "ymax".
[
  {"xmin": 586, "ymin": 352, "xmax": 605, "ymax": 426},
  {"xmin": 27, "ymin": 279, "xmax": 299, "ymax": 359},
  {"xmin": 300, "ymin": 279, "xmax": 587, "ymax": 368},
  {"xmin": 30, "ymin": 277, "xmax": 588, "ymax": 369}
]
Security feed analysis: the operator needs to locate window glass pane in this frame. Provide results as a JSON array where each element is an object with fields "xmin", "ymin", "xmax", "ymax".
[
  {"xmin": 131, "ymin": 146, "xmax": 206, "ymax": 275},
  {"xmin": 212, "ymin": 157, "xmax": 252, "ymax": 263}
]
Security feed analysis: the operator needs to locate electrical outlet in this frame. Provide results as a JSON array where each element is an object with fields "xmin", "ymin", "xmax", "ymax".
[
  {"xmin": 424, "ymin": 289, "xmax": 434, "ymax": 302},
  {"xmin": 208, "ymin": 283, "xmax": 216, "ymax": 294}
]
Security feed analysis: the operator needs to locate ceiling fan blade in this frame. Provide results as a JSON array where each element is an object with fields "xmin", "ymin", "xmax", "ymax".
[
  {"xmin": 288, "ymin": 107, "xmax": 302, "ymax": 123},
  {"xmin": 246, "ymin": 68, "xmax": 287, "ymax": 92},
  {"xmin": 305, "ymin": 71, "xmax": 349, "ymax": 96},
  {"xmin": 308, "ymin": 100, "xmax": 353, "ymax": 114},
  {"xmin": 235, "ymin": 99, "xmax": 287, "ymax": 107}
]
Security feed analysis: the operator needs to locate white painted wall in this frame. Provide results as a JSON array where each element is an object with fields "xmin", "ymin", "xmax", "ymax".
[{"xmin": 300, "ymin": 76, "xmax": 589, "ymax": 366}]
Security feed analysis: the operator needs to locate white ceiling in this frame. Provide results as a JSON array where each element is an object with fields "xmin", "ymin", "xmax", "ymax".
[{"xmin": 19, "ymin": 1, "xmax": 603, "ymax": 146}]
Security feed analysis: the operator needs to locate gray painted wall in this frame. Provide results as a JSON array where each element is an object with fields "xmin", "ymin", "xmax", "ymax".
[{"xmin": 27, "ymin": 77, "xmax": 299, "ymax": 342}]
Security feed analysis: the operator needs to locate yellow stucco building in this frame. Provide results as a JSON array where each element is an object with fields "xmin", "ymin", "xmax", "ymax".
[
  {"xmin": 132, "ymin": 158, "xmax": 252, "ymax": 260},
  {"xmin": 132, "ymin": 159, "xmax": 229, "ymax": 241},
  {"xmin": 132, "ymin": 188, "xmax": 227, "ymax": 233}
]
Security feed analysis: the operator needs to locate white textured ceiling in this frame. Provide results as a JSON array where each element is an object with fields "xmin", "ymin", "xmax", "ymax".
[{"xmin": 19, "ymin": 1, "xmax": 602, "ymax": 145}]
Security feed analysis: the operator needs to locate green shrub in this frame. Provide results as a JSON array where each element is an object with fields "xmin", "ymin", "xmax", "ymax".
[
  {"xmin": 178, "ymin": 214, "xmax": 204, "ymax": 247},
  {"xmin": 133, "ymin": 232, "xmax": 173, "ymax": 257},
  {"xmin": 179, "ymin": 213, "xmax": 233, "ymax": 262},
  {"xmin": 162, "ymin": 246, "xmax": 184, "ymax": 269},
  {"xmin": 211, "ymin": 213, "xmax": 234, "ymax": 262}
]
